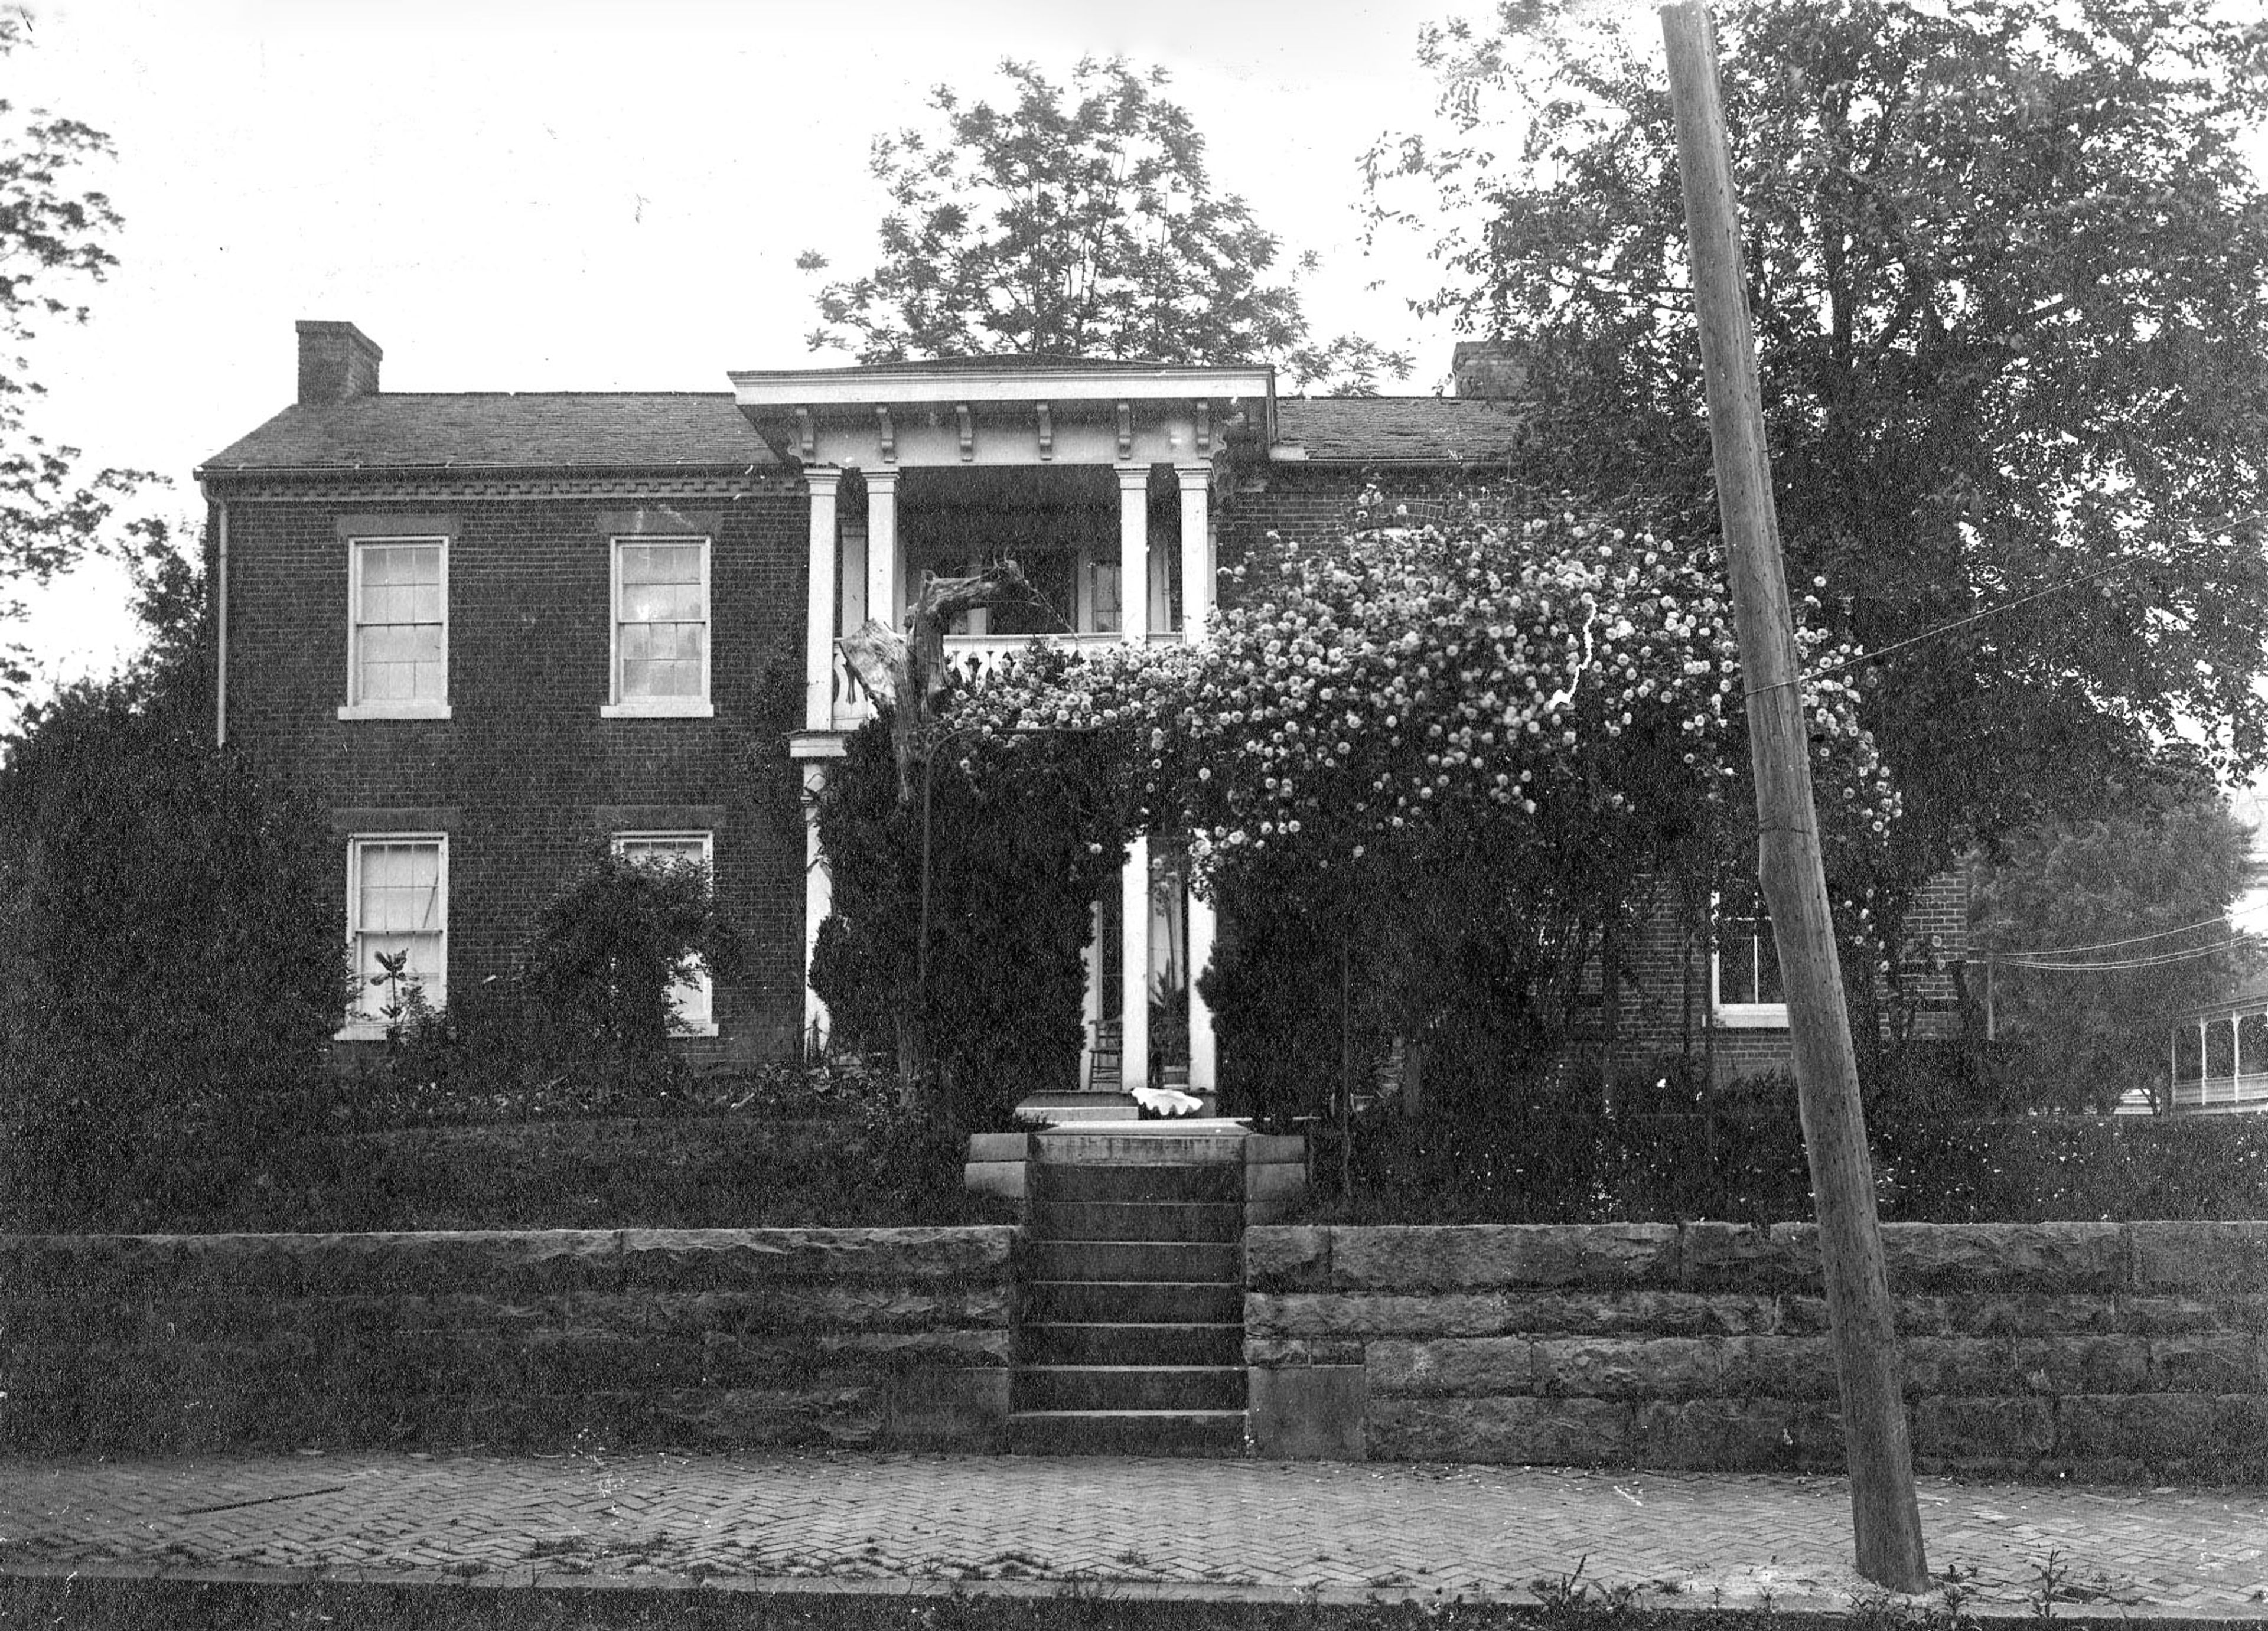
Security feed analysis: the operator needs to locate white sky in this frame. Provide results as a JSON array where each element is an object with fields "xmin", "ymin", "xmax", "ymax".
[{"xmin": 9, "ymin": 0, "xmax": 1474, "ymax": 700}]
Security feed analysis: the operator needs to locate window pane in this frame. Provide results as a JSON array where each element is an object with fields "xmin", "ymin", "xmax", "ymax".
[
  {"xmin": 354, "ymin": 543, "xmax": 444, "ymax": 704},
  {"xmin": 615, "ymin": 539, "xmax": 709, "ymax": 702},
  {"xmin": 2207, "ymin": 1018, "xmax": 2236, "ymax": 1077}
]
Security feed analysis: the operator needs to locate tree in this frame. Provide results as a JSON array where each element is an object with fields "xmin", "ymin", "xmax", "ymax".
[
  {"xmin": 1368, "ymin": 0, "xmax": 2268, "ymax": 938},
  {"xmin": 0, "ymin": 6, "xmax": 151, "ymax": 696},
  {"xmin": 1972, "ymin": 794, "xmax": 2259, "ymax": 1113},
  {"xmin": 0, "ymin": 542, "xmax": 348, "ymax": 1225},
  {"xmin": 803, "ymin": 56, "xmax": 1412, "ymax": 393}
]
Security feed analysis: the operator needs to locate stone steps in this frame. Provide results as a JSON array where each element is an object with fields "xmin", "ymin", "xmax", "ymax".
[{"xmin": 1011, "ymin": 1130, "xmax": 1253, "ymax": 1457}]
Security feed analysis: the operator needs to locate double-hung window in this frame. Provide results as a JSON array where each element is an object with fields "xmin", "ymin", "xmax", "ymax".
[
  {"xmin": 344, "ymin": 835, "xmax": 447, "ymax": 1035},
  {"xmin": 342, "ymin": 537, "xmax": 449, "ymax": 719},
  {"xmin": 612, "ymin": 831, "xmax": 716, "ymax": 1034},
  {"xmin": 605, "ymin": 536, "xmax": 712, "ymax": 716},
  {"xmin": 1712, "ymin": 888, "xmax": 1787, "ymax": 1027}
]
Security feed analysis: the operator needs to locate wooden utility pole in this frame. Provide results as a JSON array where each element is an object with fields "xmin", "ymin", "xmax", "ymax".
[{"xmin": 1659, "ymin": 2, "xmax": 1929, "ymax": 1593}]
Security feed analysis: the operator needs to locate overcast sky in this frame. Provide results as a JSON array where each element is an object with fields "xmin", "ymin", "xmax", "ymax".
[{"xmin": 11, "ymin": 0, "xmax": 1478, "ymax": 699}]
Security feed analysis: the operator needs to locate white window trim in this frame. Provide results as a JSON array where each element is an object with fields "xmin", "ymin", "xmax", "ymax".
[
  {"xmin": 340, "ymin": 536, "xmax": 452, "ymax": 721},
  {"xmin": 604, "ymin": 534, "xmax": 715, "ymax": 718},
  {"xmin": 611, "ymin": 830, "xmax": 720, "ymax": 1037},
  {"xmin": 338, "ymin": 832, "xmax": 448, "ymax": 1041},
  {"xmin": 1710, "ymin": 894, "xmax": 1788, "ymax": 1029}
]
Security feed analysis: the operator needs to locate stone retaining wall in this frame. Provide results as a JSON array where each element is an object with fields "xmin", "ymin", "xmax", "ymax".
[
  {"xmin": 1246, "ymin": 1222, "xmax": 2268, "ymax": 1480},
  {"xmin": 0, "ymin": 1228, "xmax": 1015, "ymax": 1454}
]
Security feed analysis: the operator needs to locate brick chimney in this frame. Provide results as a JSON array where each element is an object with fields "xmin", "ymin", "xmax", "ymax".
[
  {"xmin": 296, "ymin": 320, "xmax": 382, "ymax": 407},
  {"xmin": 1451, "ymin": 340, "xmax": 1527, "ymax": 400}
]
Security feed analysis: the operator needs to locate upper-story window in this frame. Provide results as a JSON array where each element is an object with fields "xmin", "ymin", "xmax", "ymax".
[
  {"xmin": 341, "ymin": 537, "xmax": 449, "ymax": 719},
  {"xmin": 605, "ymin": 536, "xmax": 713, "ymax": 717},
  {"xmin": 1713, "ymin": 888, "xmax": 1788, "ymax": 1028}
]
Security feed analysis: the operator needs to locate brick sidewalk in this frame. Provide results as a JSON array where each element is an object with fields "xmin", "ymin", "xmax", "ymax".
[{"xmin": 4, "ymin": 1452, "xmax": 2266, "ymax": 1618}]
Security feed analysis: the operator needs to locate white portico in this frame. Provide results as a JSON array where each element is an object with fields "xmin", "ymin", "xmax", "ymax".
[{"xmin": 731, "ymin": 358, "xmax": 1275, "ymax": 1098}]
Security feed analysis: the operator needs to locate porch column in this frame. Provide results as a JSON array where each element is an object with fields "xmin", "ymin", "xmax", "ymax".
[
  {"xmin": 1118, "ymin": 467, "xmax": 1152, "ymax": 1094},
  {"xmin": 802, "ymin": 762, "xmax": 831, "ymax": 1051},
  {"xmin": 1121, "ymin": 837, "xmax": 1150, "ymax": 1096},
  {"xmin": 1187, "ymin": 888, "xmax": 1217, "ymax": 1095},
  {"xmin": 1118, "ymin": 465, "xmax": 1151, "ymax": 647},
  {"xmin": 866, "ymin": 469, "xmax": 900, "ymax": 632},
  {"xmin": 1176, "ymin": 464, "xmax": 1211, "ymax": 641},
  {"xmin": 804, "ymin": 469, "xmax": 841, "ymax": 732}
]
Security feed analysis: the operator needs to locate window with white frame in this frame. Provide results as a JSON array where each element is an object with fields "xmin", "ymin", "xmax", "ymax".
[
  {"xmin": 605, "ymin": 537, "xmax": 712, "ymax": 716},
  {"xmin": 345, "ymin": 836, "xmax": 447, "ymax": 1034},
  {"xmin": 1712, "ymin": 889, "xmax": 1787, "ymax": 1027},
  {"xmin": 342, "ymin": 538, "xmax": 448, "ymax": 718},
  {"xmin": 613, "ymin": 831, "xmax": 716, "ymax": 1034}
]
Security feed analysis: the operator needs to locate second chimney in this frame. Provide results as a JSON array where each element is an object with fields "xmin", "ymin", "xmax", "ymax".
[{"xmin": 296, "ymin": 320, "xmax": 383, "ymax": 407}]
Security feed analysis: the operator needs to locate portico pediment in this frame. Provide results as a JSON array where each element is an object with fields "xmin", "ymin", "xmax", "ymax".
[{"xmin": 727, "ymin": 358, "xmax": 1274, "ymax": 471}]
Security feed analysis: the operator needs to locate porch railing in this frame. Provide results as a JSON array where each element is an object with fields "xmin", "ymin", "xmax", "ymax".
[
  {"xmin": 2170, "ymin": 1071, "xmax": 2268, "ymax": 1111},
  {"xmin": 831, "ymin": 631, "xmax": 1179, "ymax": 730}
]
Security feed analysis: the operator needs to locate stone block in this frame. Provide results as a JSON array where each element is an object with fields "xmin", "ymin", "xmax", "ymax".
[
  {"xmin": 882, "ymin": 1368, "xmax": 1009, "ymax": 1450},
  {"xmin": 1249, "ymin": 1365, "xmax": 1366, "ymax": 1460},
  {"xmin": 1911, "ymin": 1395, "xmax": 2055, "ymax": 1461},
  {"xmin": 1244, "ymin": 1227, "xmax": 1331, "ymax": 1293},
  {"xmin": 1678, "ymin": 1222, "xmax": 1793, "ymax": 1289},
  {"xmin": 1772, "ymin": 1223, "xmax": 2128, "ymax": 1294},
  {"xmin": 2132, "ymin": 1222, "xmax": 2268, "ymax": 1296},
  {"xmin": 1244, "ymin": 1163, "xmax": 1307, "ymax": 1203},
  {"xmin": 964, "ymin": 1132, "xmax": 1031, "ymax": 1163},
  {"xmin": 2008, "ymin": 1335, "xmax": 2150, "ymax": 1395},
  {"xmin": 1329, "ymin": 1225, "xmax": 1679, "ymax": 1293},
  {"xmin": 2149, "ymin": 1333, "xmax": 2258, "ymax": 1394},
  {"xmin": 1946, "ymin": 1294, "xmax": 2123, "ymax": 1337},
  {"xmin": 2057, "ymin": 1392, "xmax": 2220, "ymax": 1464},
  {"xmin": 1244, "ymin": 1134, "xmax": 1306, "ymax": 1166},
  {"xmin": 1367, "ymin": 1395, "xmax": 1632, "ymax": 1465},
  {"xmin": 1716, "ymin": 1336, "xmax": 1837, "ymax": 1399},
  {"xmin": 1514, "ymin": 1291, "xmax": 1783, "ymax": 1338},
  {"xmin": 1244, "ymin": 1337, "xmax": 1363, "ymax": 1367},
  {"xmin": 617, "ymin": 1227, "xmax": 1015, "ymax": 1290},
  {"xmin": 819, "ymin": 1329, "xmax": 1013, "ymax": 1369},
  {"xmin": 1778, "ymin": 1294, "xmax": 1946, "ymax": 1337},
  {"xmin": 2121, "ymin": 1295, "xmax": 2246, "ymax": 1335},
  {"xmin": 1533, "ymin": 1338, "xmax": 1717, "ymax": 1399},
  {"xmin": 1368, "ymin": 1338, "xmax": 1533, "ymax": 1398},
  {"xmin": 962, "ymin": 1160, "xmax": 1026, "ymax": 1203},
  {"xmin": 1637, "ymin": 1398, "xmax": 1799, "ymax": 1470},
  {"xmin": 1899, "ymin": 1337, "xmax": 2019, "ymax": 1398},
  {"xmin": 1247, "ymin": 1293, "xmax": 1529, "ymax": 1340}
]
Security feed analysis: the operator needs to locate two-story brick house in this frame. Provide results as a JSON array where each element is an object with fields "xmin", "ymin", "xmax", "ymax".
[{"xmin": 201, "ymin": 320, "xmax": 1958, "ymax": 1094}]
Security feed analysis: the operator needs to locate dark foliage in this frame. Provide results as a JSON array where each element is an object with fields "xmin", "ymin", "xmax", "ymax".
[{"xmin": 810, "ymin": 706, "xmax": 1120, "ymax": 1129}]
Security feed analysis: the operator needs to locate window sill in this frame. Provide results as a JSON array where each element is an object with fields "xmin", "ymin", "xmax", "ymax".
[
  {"xmin": 339, "ymin": 702, "xmax": 452, "ymax": 721},
  {"xmin": 1714, "ymin": 1006, "xmax": 1790, "ymax": 1030},
  {"xmin": 334, "ymin": 1020, "xmax": 395, "ymax": 1042},
  {"xmin": 602, "ymin": 700, "xmax": 715, "ymax": 719}
]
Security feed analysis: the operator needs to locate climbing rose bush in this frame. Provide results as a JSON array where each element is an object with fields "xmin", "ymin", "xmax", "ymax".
[{"xmin": 953, "ymin": 501, "xmax": 1896, "ymax": 902}]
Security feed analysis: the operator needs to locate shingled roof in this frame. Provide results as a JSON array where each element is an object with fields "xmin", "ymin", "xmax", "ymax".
[
  {"xmin": 200, "ymin": 393, "xmax": 771, "ymax": 476},
  {"xmin": 1273, "ymin": 396, "xmax": 1529, "ymax": 465},
  {"xmin": 200, "ymin": 387, "xmax": 1527, "ymax": 477}
]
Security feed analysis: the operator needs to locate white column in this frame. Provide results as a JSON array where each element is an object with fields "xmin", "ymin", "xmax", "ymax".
[
  {"xmin": 1187, "ymin": 888, "xmax": 1217, "ymax": 1096},
  {"xmin": 804, "ymin": 469, "xmax": 841, "ymax": 732},
  {"xmin": 802, "ymin": 762, "xmax": 831, "ymax": 1053},
  {"xmin": 1176, "ymin": 464, "xmax": 1211, "ymax": 642},
  {"xmin": 866, "ymin": 469, "xmax": 900, "ymax": 632},
  {"xmin": 1120, "ymin": 837, "xmax": 1150, "ymax": 1095},
  {"xmin": 1118, "ymin": 465, "xmax": 1150, "ymax": 647}
]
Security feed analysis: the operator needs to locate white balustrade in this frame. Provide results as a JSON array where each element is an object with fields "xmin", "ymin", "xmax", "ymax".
[{"xmin": 830, "ymin": 630, "xmax": 1176, "ymax": 730}]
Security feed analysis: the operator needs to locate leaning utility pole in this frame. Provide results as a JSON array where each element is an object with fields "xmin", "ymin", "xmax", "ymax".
[{"xmin": 1660, "ymin": 2, "xmax": 1929, "ymax": 1593}]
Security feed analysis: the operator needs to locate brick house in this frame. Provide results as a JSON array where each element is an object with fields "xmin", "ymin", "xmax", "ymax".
[{"xmin": 200, "ymin": 321, "xmax": 1960, "ymax": 1090}]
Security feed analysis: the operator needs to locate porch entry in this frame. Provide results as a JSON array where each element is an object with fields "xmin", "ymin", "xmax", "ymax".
[{"xmin": 1084, "ymin": 837, "xmax": 1197, "ymax": 1094}]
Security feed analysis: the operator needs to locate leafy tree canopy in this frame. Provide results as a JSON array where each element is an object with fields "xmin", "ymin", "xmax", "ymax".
[
  {"xmin": 803, "ymin": 56, "xmax": 1413, "ymax": 394},
  {"xmin": 0, "ymin": 6, "xmax": 152, "ymax": 695},
  {"xmin": 1972, "ymin": 793, "xmax": 2259, "ymax": 1112},
  {"xmin": 1367, "ymin": 0, "xmax": 2268, "ymax": 913}
]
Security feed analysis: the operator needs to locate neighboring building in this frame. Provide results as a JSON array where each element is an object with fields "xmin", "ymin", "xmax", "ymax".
[
  {"xmin": 201, "ymin": 320, "xmax": 1959, "ymax": 1092},
  {"xmin": 2165, "ymin": 974, "xmax": 2268, "ymax": 1114}
]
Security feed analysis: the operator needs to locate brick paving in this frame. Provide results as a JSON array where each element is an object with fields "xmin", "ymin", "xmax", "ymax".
[{"xmin": 3, "ymin": 1451, "xmax": 2266, "ymax": 1617}]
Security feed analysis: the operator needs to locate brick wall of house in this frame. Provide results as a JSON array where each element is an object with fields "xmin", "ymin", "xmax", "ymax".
[{"xmin": 215, "ymin": 479, "xmax": 812, "ymax": 1063}]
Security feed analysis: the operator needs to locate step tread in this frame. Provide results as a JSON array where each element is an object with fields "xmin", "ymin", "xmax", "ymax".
[
  {"xmin": 1009, "ymin": 1409, "xmax": 1247, "ymax": 1421},
  {"xmin": 1014, "ymin": 1364, "xmax": 1246, "ymax": 1374}
]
